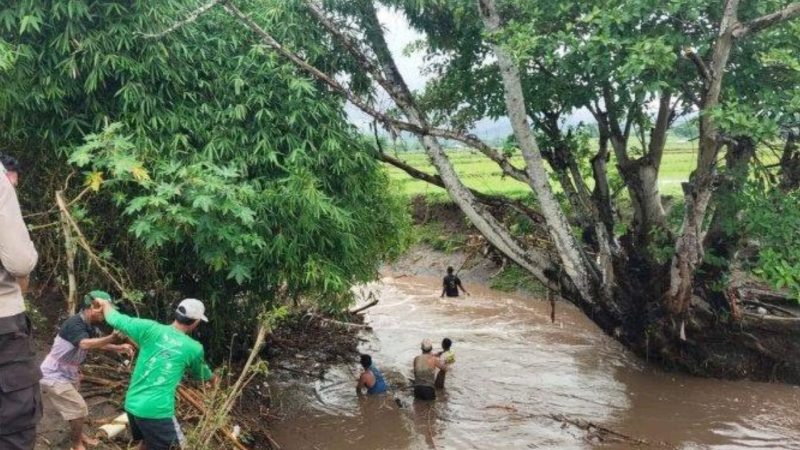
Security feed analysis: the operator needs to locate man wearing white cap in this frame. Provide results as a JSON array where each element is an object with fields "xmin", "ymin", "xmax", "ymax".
[{"xmin": 95, "ymin": 298, "xmax": 215, "ymax": 450}]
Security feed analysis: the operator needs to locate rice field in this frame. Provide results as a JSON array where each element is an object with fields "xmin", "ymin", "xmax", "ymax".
[{"xmin": 384, "ymin": 138, "xmax": 701, "ymax": 199}]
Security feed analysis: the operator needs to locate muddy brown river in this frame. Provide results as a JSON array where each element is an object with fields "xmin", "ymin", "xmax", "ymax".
[{"xmin": 268, "ymin": 275, "xmax": 800, "ymax": 449}]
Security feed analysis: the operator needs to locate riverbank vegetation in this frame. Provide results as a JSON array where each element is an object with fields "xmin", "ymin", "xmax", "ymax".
[
  {"xmin": 186, "ymin": 0, "xmax": 800, "ymax": 383},
  {"xmin": 2, "ymin": 1, "xmax": 800, "ymax": 443}
]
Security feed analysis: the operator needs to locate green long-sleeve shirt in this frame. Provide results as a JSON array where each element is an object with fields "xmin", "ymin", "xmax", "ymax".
[{"xmin": 105, "ymin": 309, "xmax": 212, "ymax": 419}]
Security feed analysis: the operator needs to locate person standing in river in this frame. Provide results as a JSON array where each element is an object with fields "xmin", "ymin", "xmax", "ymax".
[
  {"xmin": 441, "ymin": 266, "xmax": 469, "ymax": 298},
  {"xmin": 356, "ymin": 354, "xmax": 387, "ymax": 396},
  {"xmin": 413, "ymin": 339, "xmax": 446, "ymax": 400},
  {"xmin": 0, "ymin": 153, "xmax": 41, "ymax": 450}
]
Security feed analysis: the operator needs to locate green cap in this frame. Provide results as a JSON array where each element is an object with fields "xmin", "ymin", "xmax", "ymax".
[{"xmin": 83, "ymin": 290, "xmax": 113, "ymax": 308}]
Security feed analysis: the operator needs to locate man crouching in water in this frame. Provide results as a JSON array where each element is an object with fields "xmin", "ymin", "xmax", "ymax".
[
  {"xmin": 356, "ymin": 354, "xmax": 387, "ymax": 396},
  {"xmin": 413, "ymin": 339, "xmax": 445, "ymax": 400}
]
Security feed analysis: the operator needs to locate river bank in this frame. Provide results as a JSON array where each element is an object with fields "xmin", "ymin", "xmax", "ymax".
[
  {"xmin": 264, "ymin": 245, "xmax": 800, "ymax": 450},
  {"xmin": 28, "ymin": 239, "xmax": 800, "ymax": 449}
]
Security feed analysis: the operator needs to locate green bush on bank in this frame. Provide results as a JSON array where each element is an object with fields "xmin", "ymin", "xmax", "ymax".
[{"xmin": 0, "ymin": 0, "xmax": 409, "ymax": 359}]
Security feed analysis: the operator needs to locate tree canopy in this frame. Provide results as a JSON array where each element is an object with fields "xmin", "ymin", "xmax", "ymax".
[
  {"xmin": 210, "ymin": 0, "xmax": 800, "ymax": 381},
  {"xmin": 0, "ymin": 0, "xmax": 408, "ymax": 357}
]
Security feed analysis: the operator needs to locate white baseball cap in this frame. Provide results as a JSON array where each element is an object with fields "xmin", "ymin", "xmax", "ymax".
[{"xmin": 177, "ymin": 298, "xmax": 209, "ymax": 322}]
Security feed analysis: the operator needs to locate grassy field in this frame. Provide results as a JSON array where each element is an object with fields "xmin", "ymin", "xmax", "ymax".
[{"xmin": 384, "ymin": 138, "xmax": 703, "ymax": 199}]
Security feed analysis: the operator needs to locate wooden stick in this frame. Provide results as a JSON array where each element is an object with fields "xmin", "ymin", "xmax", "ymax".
[
  {"xmin": 81, "ymin": 376, "xmax": 121, "ymax": 388},
  {"xmin": 177, "ymin": 387, "xmax": 250, "ymax": 450},
  {"xmin": 316, "ymin": 316, "xmax": 371, "ymax": 330},
  {"xmin": 349, "ymin": 299, "xmax": 378, "ymax": 315},
  {"xmin": 56, "ymin": 191, "xmax": 78, "ymax": 315}
]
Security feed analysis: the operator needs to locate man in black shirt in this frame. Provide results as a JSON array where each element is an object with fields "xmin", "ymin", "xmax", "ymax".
[{"xmin": 441, "ymin": 266, "xmax": 469, "ymax": 298}]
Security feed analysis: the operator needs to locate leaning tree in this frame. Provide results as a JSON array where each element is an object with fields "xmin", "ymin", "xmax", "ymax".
[
  {"xmin": 47, "ymin": 0, "xmax": 800, "ymax": 380},
  {"xmin": 209, "ymin": 0, "xmax": 800, "ymax": 381}
]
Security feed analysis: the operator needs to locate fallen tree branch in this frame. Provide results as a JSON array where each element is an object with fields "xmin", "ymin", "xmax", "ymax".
[
  {"xmin": 741, "ymin": 299, "xmax": 797, "ymax": 318},
  {"xmin": 177, "ymin": 387, "xmax": 249, "ymax": 450},
  {"xmin": 314, "ymin": 315, "xmax": 371, "ymax": 330},
  {"xmin": 81, "ymin": 376, "xmax": 122, "ymax": 388},
  {"xmin": 349, "ymin": 299, "xmax": 378, "ymax": 315}
]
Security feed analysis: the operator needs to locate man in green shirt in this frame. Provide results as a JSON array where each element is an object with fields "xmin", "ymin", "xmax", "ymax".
[{"xmin": 96, "ymin": 298, "xmax": 215, "ymax": 450}]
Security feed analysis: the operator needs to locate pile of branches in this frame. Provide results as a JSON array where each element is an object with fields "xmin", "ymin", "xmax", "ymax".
[
  {"xmin": 81, "ymin": 354, "xmax": 262, "ymax": 450},
  {"xmin": 265, "ymin": 308, "xmax": 369, "ymax": 377}
]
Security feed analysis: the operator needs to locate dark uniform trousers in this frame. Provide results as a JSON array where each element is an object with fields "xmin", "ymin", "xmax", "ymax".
[{"xmin": 0, "ymin": 313, "xmax": 42, "ymax": 450}]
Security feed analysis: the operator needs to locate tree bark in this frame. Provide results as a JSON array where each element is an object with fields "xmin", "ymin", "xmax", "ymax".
[
  {"xmin": 478, "ymin": 0, "xmax": 598, "ymax": 304},
  {"xmin": 667, "ymin": 0, "xmax": 739, "ymax": 316},
  {"xmin": 779, "ymin": 132, "xmax": 800, "ymax": 192}
]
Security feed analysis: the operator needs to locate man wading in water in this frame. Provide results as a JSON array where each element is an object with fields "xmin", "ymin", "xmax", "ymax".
[
  {"xmin": 413, "ymin": 339, "xmax": 446, "ymax": 400},
  {"xmin": 441, "ymin": 266, "xmax": 469, "ymax": 298},
  {"xmin": 356, "ymin": 354, "xmax": 387, "ymax": 396}
]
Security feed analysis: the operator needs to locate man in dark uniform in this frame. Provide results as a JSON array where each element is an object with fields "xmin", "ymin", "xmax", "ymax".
[
  {"xmin": 441, "ymin": 266, "xmax": 469, "ymax": 298},
  {"xmin": 0, "ymin": 153, "xmax": 41, "ymax": 450}
]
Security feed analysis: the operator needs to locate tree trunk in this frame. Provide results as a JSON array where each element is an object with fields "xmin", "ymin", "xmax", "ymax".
[
  {"xmin": 667, "ymin": 0, "xmax": 739, "ymax": 316},
  {"xmin": 616, "ymin": 92, "xmax": 671, "ymax": 250},
  {"xmin": 478, "ymin": 0, "xmax": 598, "ymax": 304},
  {"xmin": 357, "ymin": 2, "xmax": 561, "ymax": 291},
  {"xmin": 779, "ymin": 132, "xmax": 800, "ymax": 192},
  {"xmin": 703, "ymin": 136, "xmax": 756, "ymax": 259}
]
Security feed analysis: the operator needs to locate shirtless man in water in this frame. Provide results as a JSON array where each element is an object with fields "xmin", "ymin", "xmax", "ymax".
[{"xmin": 413, "ymin": 339, "xmax": 446, "ymax": 400}]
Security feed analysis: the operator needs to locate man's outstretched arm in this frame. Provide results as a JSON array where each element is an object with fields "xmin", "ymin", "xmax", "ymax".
[{"xmin": 96, "ymin": 300, "xmax": 153, "ymax": 344}]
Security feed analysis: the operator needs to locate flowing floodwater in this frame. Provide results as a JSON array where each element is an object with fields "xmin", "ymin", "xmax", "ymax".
[{"xmin": 268, "ymin": 275, "xmax": 800, "ymax": 449}]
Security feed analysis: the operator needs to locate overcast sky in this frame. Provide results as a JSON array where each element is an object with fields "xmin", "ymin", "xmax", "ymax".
[
  {"xmin": 346, "ymin": 7, "xmax": 592, "ymax": 140},
  {"xmin": 345, "ymin": 7, "xmax": 429, "ymax": 131}
]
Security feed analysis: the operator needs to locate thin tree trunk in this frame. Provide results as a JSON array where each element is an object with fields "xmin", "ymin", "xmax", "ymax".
[
  {"xmin": 57, "ymin": 191, "xmax": 78, "ymax": 315},
  {"xmin": 478, "ymin": 0, "xmax": 598, "ymax": 304},
  {"xmin": 779, "ymin": 132, "xmax": 799, "ymax": 192},
  {"xmin": 668, "ymin": 0, "xmax": 739, "ymax": 316},
  {"xmin": 355, "ymin": 2, "xmax": 561, "ymax": 290}
]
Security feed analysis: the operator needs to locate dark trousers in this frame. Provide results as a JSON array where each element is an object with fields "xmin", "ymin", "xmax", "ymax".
[
  {"xmin": 0, "ymin": 313, "xmax": 43, "ymax": 449},
  {"xmin": 413, "ymin": 385, "xmax": 436, "ymax": 401},
  {"xmin": 128, "ymin": 413, "xmax": 184, "ymax": 450}
]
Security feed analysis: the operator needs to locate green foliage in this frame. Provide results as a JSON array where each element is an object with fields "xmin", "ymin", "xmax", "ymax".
[
  {"xmin": 489, "ymin": 264, "xmax": 547, "ymax": 295},
  {"xmin": 739, "ymin": 186, "xmax": 800, "ymax": 301},
  {"xmin": 0, "ymin": 38, "xmax": 14, "ymax": 71},
  {"xmin": 1, "ymin": 0, "xmax": 409, "ymax": 359},
  {"xmin": 413, "ymin": 222, "xmax": 466, "ymax": 253}
]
